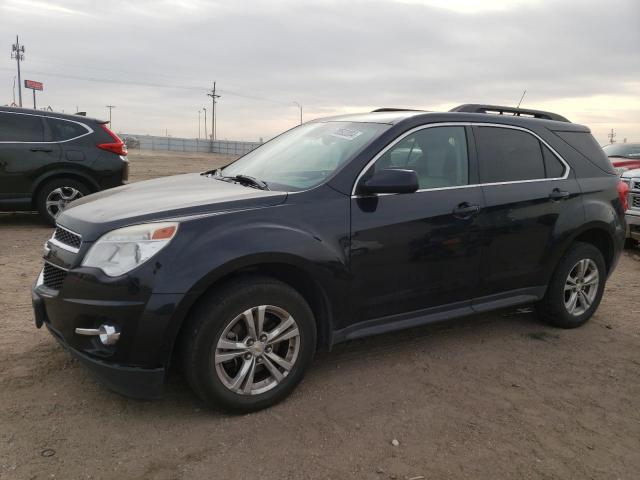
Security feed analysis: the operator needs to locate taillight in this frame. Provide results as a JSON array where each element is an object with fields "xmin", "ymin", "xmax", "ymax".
[
  {"xmin": 617, "ymin": 180, "xmax": 629, "ymax": 211},
  {"xmin": 97, "ymin": 124, "xmax": 127, "ymax": 156}
]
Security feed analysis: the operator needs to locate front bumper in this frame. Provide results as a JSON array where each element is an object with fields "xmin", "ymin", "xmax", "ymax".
[
  {"xmin": 626, "ymin": 210, "xmax": 640, "ymax": 240},
  {"xmin": 32, "ymin": 268, "xmax": 188, "ymax": 400}
]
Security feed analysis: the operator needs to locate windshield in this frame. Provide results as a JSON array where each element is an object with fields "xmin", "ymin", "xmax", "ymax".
[
  {"xmin": 602, "ymin": 143, "xmax": 640, "ymax": 158},
  {"xmin": 222, "ymin": 121, "xmax": 388, "ymax": 191}
]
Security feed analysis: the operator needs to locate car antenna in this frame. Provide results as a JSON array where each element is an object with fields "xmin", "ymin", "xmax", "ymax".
[{"xmin": 516, "ymin": 89, "xmax": 527, "ymax": 109}]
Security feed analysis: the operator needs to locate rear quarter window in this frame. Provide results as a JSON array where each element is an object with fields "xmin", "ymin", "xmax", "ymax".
[
  {"xmin": 48, "ymin": 118, "xmax": 90, "ymax": 141},
  {"xmin": 553, "ymin": 131, "xmax": 615, "ymax": 174},
  {"xmin": 0, "ymin": 112, "xmax": 44, "ymax": 142}
]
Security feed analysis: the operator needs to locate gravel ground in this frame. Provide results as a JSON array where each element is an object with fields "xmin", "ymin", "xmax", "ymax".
[{"xmin": 1, "ymin": 150, "xmax": 639, "ymax": 480}]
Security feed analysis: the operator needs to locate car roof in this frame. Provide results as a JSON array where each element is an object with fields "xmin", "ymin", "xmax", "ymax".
[
  {"xmin": 312, "ymin": 109, "xmax": 588, "ymax": 132},
  {"xmin": 0, "ymin": 106, "xmax": 105, "ymax": 124}
]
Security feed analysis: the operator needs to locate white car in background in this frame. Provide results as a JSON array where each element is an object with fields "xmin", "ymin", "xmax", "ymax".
[{"xmin": 621, "ymin": 168, "xmax": 640, "ymax": 246}]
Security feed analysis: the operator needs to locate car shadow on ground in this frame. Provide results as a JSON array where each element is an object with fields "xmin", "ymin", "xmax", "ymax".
[{"xmin": 150, "ymin": 306, "xmax": 548, "ymax": 416}]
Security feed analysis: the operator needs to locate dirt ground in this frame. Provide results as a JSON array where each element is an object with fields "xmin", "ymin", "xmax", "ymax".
[{"xmin": 1, "ymin": 150, "xmax": 639, "ymax": 480}]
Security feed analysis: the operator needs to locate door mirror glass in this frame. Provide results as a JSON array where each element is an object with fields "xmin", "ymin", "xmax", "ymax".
[{"xmin": 359, "ymin": 168, "xmax": 419, "ymax": 194}]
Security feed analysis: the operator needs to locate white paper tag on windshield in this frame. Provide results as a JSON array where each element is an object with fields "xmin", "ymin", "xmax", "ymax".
[{"xmin": 330, "ymin": 128, "xmax": 363, "ymax": 141}]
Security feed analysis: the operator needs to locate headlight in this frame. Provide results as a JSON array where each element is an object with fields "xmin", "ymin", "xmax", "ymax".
[{"xmin": 82, "ymin": 222, "xmax": 179, "ymax": 277}]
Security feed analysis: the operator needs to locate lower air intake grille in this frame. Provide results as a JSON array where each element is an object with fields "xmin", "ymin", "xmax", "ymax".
[{"xmin": 43, "ymin": 263, "xmax": 67, "ymax": 290}]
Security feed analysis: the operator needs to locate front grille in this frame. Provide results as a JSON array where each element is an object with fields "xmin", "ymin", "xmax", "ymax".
[
  {"xmin": 633, "ymin": 180, "xmax": 640, "ymax": 190},
  {"xmin": 632, "ymin": 194, "xmax": 640, "ymax": 209},
  {"xmin": 43, "ymin": 263, "xmax": 67, "ymax": 290},
  {"xmin": 53, "ymin": 227, "xmax": 82, "ymax": 249}
]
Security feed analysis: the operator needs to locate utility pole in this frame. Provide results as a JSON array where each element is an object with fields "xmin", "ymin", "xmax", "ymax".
[
  {"xmin": 198, "ymin": 110, "xmax": 202, "ymax": 139},
  {"xmin": 608, "ymin": 128, "xmax": 616, "ymax": 144},
  {"xmin": 203, "ymin": 107, "xmax": 207, "ymax": 141},
  {"xmin": 293, "ymin": 101, "xmax": 303, "ymax": 124},
  {"xmin": 106, "ymin": 105, "xmax": 115, "ymax": 129},
  {"xmin": 207, "ymin": 82, "xmax": 221, "ymax": 140},
  {"xmin": 11, "ymin": 36, "xmax": 25, "ymax": 107}
]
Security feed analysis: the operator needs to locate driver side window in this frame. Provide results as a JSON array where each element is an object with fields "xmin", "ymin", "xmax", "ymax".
[{"xmin": 373, "ymin": 126, "xmax": 469, "ymax": 189}]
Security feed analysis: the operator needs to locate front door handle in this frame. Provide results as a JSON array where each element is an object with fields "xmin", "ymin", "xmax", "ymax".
[
  {"xmin": 452, "ymin": 202, "xmax": 480, "ymax": 219},
  {"xmin": 549, "ymin": 189, "xmax": 570, "ymax": 201},
  {"xmin": 30, "ymin": 147, "xmax": 53, "ymax": 153}
]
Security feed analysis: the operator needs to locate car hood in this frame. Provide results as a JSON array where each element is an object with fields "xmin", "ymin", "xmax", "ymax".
[
  {"xmin": 57, "ymin": 173, "xmax": 287, "ymax": 240},
  {"xmin": 621, "ymin": 168, "xmax": 640, "ymax": 179}
]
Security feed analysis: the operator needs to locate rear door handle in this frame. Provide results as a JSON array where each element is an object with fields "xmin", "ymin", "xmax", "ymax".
[
  {"xmin": 30, "ymin": 147, "xmax": 53, "ymax": 153},
  {"xmin": 549, "ymin": 189, "xmax": 570, "ymax": 201},
  {"xmin": 452, "ymin": 202, "xmax": 480, "ymax": 218}
]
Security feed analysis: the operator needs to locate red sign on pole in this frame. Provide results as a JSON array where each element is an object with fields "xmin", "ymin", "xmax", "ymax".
[{"xmin": 24, "ymin": 79, "xmax": 43, "ymax": 91}]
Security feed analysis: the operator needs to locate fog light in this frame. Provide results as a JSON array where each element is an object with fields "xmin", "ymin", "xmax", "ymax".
[{"xmin": 75, "ymin": 324, "xmax": 120, "ymax": 345}]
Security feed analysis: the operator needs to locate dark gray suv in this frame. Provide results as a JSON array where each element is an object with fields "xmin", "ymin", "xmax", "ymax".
[{"xmin": 0, "ymin": 106, "xmax": 129, "ymax": 224}]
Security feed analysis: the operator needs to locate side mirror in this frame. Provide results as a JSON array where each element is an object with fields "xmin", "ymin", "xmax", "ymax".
[{"xmin": 359, "ymin": 168, "xmax": 419, "ymax": 195}]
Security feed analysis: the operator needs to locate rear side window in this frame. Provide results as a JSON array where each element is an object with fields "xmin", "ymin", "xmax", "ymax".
[
  {"xmin": 48, "ymin": 118, "xmax": 89, "ymax": 141},
  {"xmin": 554, "ymin": 131, "xmax": 615, "ymax": 174},
  {"xmin": 0, "ymin": 112, "xmax": 44, "ymax": 142},
  {"xmin": 475, "ymin": 127, "xmax": 566, "ymax": 182},
  {"xmin": 476, "ymin": 127, "xmax": 546, "ymax": 183}
]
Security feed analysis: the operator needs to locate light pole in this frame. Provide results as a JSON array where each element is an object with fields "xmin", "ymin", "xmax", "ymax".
[
  {"xmin": 198, "ymin": 110, "xmax": 201, "ymax": 139},
  {"xmin": 203, "ymin": 107, "xmax": 207, "ymax": 141},
  {"xmin": 106, "ymin": 105, "xmax": 115, "ymax": 129},
  {"xmin": 293, "ymin": 101, "xmax": 303, "ymax": 125}
]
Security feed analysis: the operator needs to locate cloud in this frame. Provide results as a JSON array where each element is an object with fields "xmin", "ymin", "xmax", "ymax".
[{"xmin": 1, "ymin": 0, "xmax": 638, "ymax": 143}]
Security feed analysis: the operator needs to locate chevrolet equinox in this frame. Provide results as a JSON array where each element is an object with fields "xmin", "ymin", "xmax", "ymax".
[{"xmin": 32, "ymin": 104, "xmax": 627, "ymax": 412}]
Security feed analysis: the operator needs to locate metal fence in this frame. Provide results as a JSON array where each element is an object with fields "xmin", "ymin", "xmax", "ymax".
[{"xmin": 122, "ymin": 134, "xmax": 261, "ymax": 156}]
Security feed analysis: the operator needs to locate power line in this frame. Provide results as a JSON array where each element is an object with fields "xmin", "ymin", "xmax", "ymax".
[{"xmin": 0, "ymin": 66, "xmax": 293, "ymax": 106}]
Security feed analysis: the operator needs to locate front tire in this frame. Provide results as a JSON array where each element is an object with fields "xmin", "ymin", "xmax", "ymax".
[
  {"xmin": 181, "ymin": 276, "xmax": 317, "ymax": 413},
  {"xmin": 36, "ymin": 177, "xmax": 90, "ymax": 226},
  {"xmin": 537, "ymin": 242, "xmax": 606, "ymax": 328}
]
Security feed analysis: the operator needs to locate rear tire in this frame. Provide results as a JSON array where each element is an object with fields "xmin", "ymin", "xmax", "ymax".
[
  {"xmin": 537, "ymin": 242, "xmax": 606, "ymax": 329},
  {"xmin": 36, "ymin": 177, "xmax": 90, "ymax": 226},
  {"xmin": 181, "ymin": 276, "xmax": 317, "ymax": 413},
  {"xmin": 624, "ymin": 238, "xmax": 637, "ymax": 250}
]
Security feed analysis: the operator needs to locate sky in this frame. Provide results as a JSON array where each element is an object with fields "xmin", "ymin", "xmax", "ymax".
[{"xmin": 1, "ymin": 0, "xmax": 638, "ymax": 144}]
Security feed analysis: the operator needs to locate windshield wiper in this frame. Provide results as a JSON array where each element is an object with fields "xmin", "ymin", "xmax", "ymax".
[
  {"xmin": 202, "ymin": 169, "xmax": 269, "ymax": 190},
  {"xmin": 233, "ymin": 174, "xmax": 269, "ymax": 190}
]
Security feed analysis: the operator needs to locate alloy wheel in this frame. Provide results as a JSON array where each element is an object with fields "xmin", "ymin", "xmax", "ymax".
[
  {"xmin": 564, "ymin": 258, "xmax": 599, "ymax": 316},
  {"xmin": 214, "ymin": 305, "xmax": 300, "ymax": 395},
  {"xmin": 45, "ymin": 187, "xmax": 84, "ymax": 218}
]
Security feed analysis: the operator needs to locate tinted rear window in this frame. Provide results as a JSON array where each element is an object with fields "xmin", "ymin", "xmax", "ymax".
[
  {"xmin": 48, "ymin": 118, "xmax": 89, "ymax": 141},
  {"xmin": 475, "ymin": 127, "xmax": 545, "ymax": 182},
  {"xmin": 554, "ymin": 131, "xmax": 615, "ymax": 174},
  {"xmin": 0, "ymin": 112, "xmax": 44, "ymax": 142}
]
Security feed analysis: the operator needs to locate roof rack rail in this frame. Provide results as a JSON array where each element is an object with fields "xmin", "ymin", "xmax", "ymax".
[
  {"xmin": 371, "ymin": 108, "xmax": 425, "ymax": 113},
  {"xmin": 449, "ymin": 104, "xmax": 570, "ymax": 123}
]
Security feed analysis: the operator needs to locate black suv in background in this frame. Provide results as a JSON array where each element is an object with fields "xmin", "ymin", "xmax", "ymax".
[
  {"xmin": 32, "ymin": 104, "xmax": 627, "ymax": 412},
  {"xmin": 0, "ymin": 107, "xmax": 128, "ymax": 224}
]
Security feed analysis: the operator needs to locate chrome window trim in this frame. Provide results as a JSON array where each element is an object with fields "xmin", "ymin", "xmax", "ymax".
[
  {"xmin": 0, "ymin": 110, "xmax": 93, "ymax": 144},
  {"xmin": 350, "ymin": 122, "xmax": 571, "ymax": 197}
]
